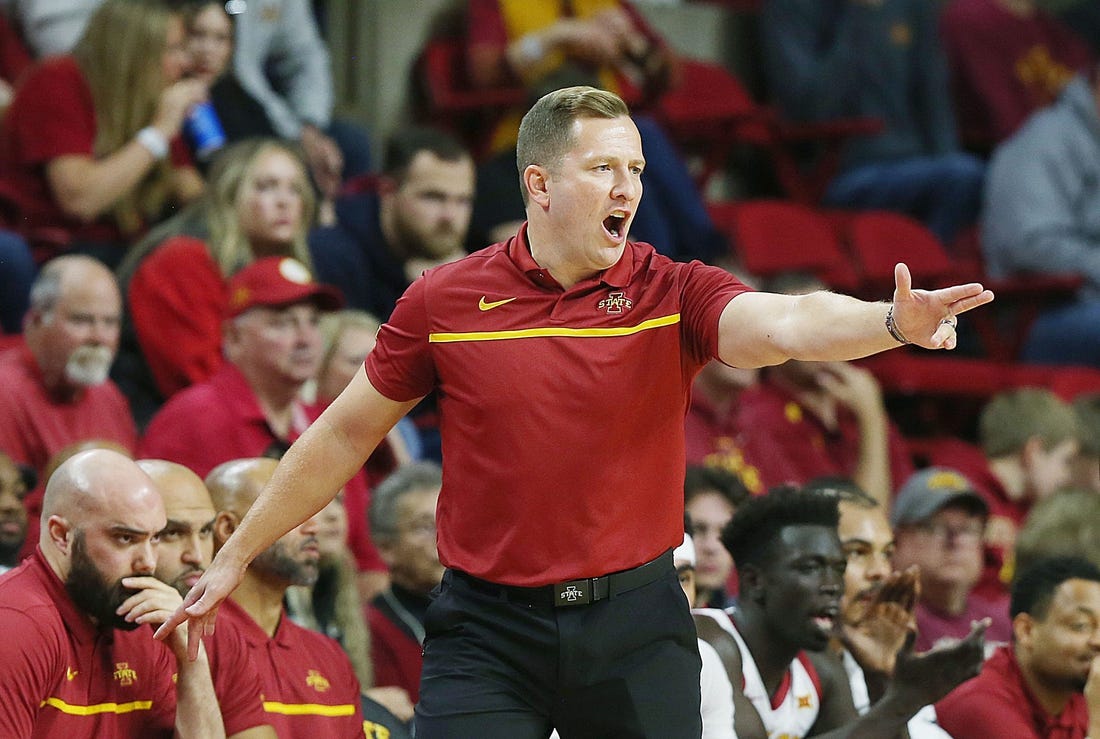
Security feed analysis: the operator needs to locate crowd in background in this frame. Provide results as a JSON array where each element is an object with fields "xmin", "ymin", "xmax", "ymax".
[{"xmin": 1, "ymin": 0, "xmax": 1100, "ymax": 736}]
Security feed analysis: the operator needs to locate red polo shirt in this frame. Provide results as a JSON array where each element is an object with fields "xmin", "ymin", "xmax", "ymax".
[
  {"xmin": 205, "ymin": 618, "xmax": 270, "ymax": 735},
  {"xmin": 218, "ymin": 597, "xmax": 364, "ymax": 738},
  {"xmin": 0, "ymin": 550, "xmax": 177, "ymax": 738},
  {"xmin": 935, "ymin": 645, "xmax": 1089, "ymax": 738},
  {"xmin": 366, "ymin": 224, "xmax": 749, "ymax": 585}
]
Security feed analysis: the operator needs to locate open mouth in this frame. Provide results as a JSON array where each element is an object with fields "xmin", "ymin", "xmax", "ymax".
[
  {"xmin": 810, "ymin": 607, "xmax": 839, "ymax": 635},
  {"xmin": 602, "ymin": 211, "xmax": 628, "ymax": 240}
]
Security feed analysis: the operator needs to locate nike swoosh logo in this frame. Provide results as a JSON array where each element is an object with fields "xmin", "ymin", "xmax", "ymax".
[{"xmin": 478, "ymin": 296, "xmax": 517, "ymax": 311}]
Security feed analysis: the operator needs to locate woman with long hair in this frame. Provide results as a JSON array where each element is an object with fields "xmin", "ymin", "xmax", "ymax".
[
  {"xmin": 0, "ymin": 0, "xmax": 207, "ymax": 265},
  {"xmin": 125, "ymin": 137, "xmax": 316, "ymax": 409}
]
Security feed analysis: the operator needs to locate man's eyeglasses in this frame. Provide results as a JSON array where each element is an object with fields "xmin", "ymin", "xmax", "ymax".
[{"xmin": 913, "ymin": 521, "xmax": 984, "ymax": 545}]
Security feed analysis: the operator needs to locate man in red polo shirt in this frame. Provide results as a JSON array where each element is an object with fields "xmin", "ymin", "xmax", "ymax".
[
  {"xmin": 0, "ymin": 448, "xmax": 223, "ymax": 737},
  {"xmin": 205, "ymin": 457, "xmax": 366, "ymax": 738},
  {"xmin": 163, "ymin": 86, "xmax": 995, "ymax": 737},
  {"xmin": 935, "ymin": 555, "xmax": 1100, "ymax": 738},
  {"xmin": 139, "ymin": 257, "xmax": 387, "ymax": 585},
  {"xmin": 139, "ymin": 459, "xmax": 275, "ymax": 738},
  {"xmin": 0, "ymin": 255, "xmax": 137, "ymax": 557}
]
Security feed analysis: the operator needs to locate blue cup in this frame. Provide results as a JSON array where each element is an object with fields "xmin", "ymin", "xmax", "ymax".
[{"xmin": 185, "ymin": 101, "xmax": 227, "ymax": 160}]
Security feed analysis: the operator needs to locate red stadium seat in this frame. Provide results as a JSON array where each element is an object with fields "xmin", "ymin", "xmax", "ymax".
[{"xmin": 707, "ymin": 199, "xmax": 860, "ymax": 291}]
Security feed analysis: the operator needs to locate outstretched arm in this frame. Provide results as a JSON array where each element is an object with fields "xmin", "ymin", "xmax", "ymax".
[
  {"xmin": 155, "ymin": 370, "xmax": 420, "ymax": 658},
  {"xmin": 717, "ymin": 263, "xmax": 993, "ymax": 368}
]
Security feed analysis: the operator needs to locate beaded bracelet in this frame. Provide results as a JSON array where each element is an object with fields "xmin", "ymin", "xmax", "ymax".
[{"xmin": 885, "ymin": 304, "xmax": 911, "ymax": 345}]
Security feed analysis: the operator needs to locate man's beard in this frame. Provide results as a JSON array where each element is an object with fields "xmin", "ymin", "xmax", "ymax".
[
  {"xmin": 64, "ymin": 531, "xmax": 143, "ymax": 631},
  {"xmin": 161, "ymin": 565, "xmax": 204, "ymax": 598},
  {"xmin": 394, "ymin": 214, "xmax": 462, "ymax": 260},
  {"xmin": 0, "ymin": 514, "xmax": 26, "ymax": 567},
  {"xmin": 64, "ymin": 345, "xmax": 114, "ymax": 387},
  {"xmin": 0, "ymin": 536, "xmax": 22, "ymax": 567},
  {"xmin": 252, "ymin": 537, "xmax": 318, "ymax": 587}
]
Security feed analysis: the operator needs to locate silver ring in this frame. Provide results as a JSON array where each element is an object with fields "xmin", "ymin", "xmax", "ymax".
[{"xmin": 941, "ymin": 315, "xmax": 957, "ymax": 328}]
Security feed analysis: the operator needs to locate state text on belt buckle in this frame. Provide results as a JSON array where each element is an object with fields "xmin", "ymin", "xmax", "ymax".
[{"xmin": 554, "ymin": 579, "xmax": 592, "ymax": 606}]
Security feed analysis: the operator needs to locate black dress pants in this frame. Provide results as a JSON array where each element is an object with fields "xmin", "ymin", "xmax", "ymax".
[{"xmin": 414, "ymin": 565, "xmax": 702, "ymax": 739}]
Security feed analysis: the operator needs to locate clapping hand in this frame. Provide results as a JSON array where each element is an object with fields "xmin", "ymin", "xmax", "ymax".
[
  {"xmin": 842, "ymin": 565, "xmax": 920, "ymax": 676},
  {"xmin": 890, "ymin": 618, "xmax": 988, "ymax": 708}
]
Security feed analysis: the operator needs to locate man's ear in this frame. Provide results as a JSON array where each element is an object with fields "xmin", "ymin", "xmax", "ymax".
[
  {"xmin": 1013, "ymin": 611, "xmax": 1035, "ymax": 649},
  {"xmin": 739, "ymin": 564, "xmax": 766, "ymax": 606},
  {"xmin": 1020, "ymin": 436, "xmax": 1044, "ymax": 469},
  {"xmin": 46, "ymin": 515, "xmax": 72, "ymax": 554},
  {"xmin": 23, "ymin": 307, "xmax": 47, "ymax": 334},
  {"xmin": 374, "ymin": 536, "xmax": 397, "ymax": 569},
  {"xmin": 213, "ymin": 511, "xmax": 238, "ymax": 550},
  {"xmin": 523, "ymin": 164, "xmax": 551, "ymax": 208}
]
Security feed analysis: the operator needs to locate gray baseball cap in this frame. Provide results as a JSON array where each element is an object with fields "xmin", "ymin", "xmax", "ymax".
[{"xmin": 891, "ymin": 467, "xmax": 989, "ymax": 527}]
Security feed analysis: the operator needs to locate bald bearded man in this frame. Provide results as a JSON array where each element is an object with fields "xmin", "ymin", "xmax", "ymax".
[{"xmin": 0, "ymin": 449, "xmax": 223, "ymax": 738}]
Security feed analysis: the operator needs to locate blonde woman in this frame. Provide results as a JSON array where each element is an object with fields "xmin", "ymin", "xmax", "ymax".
[
  {"xmin": 127, "ymin": 137, "xmax": 316, "ymax": 402},
  {"xmin": 0, "ymin": 0, "xmax": 206, "ymax": 265}
]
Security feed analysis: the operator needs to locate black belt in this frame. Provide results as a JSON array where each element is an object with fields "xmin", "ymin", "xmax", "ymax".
[{"xmin": 451, "ymin": 549, "xmax": 673, "ymax": 608}]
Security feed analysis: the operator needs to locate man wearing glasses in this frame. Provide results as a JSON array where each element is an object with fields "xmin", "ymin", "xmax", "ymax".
[{"xmin": 891, "ymin": 467, "xmax": 1013, "ymax": 652}]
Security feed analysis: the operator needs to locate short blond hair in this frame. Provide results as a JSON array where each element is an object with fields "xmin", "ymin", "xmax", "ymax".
[
  {"xmin": 516, "ymin": 86, "xmax": 629, "ymax": 203},
  {"xmin": 978, "ymin": 388, "xmax": 1079, "ymax": 458}
]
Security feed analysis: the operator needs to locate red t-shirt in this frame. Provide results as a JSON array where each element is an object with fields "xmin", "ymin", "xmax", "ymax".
[
  {"xmin": 913, "ymin": 593, "xmax": 1012, "ymax": 653},
  {"xmin": 366, "ymin": 224, "xmax": 749, "ymax": 585},
  {"xmin": 128, "ymin": 237, "xmax": 228, "ymax": 400},
  {"xmin": 732, "ymin": 380, "xmax": 915, "ymax": 494},
  {"xmin": 140, "ymin": 363, "xmax": 384, "ymax": 572},
  {"xmin": 935, "ymin": 645, "xmax": 1089, "ymax": 738},
  {"xmin": 0, "ymin": 550, "xmax": 177, "ymax": 738},
  {"xmin": 218, "ymin": 597, "xmax": 364, "ymax": 739},
  {"xmin": 0, "ymin": 56, "xmax": 191, "ymax": 245},
  {"xmin": 684, "ymin": 384, "xmax": 765, "ymax": 494},
  {"xmin": 0, "ymin": 344, "xmax": 138, "ymax": 557}
]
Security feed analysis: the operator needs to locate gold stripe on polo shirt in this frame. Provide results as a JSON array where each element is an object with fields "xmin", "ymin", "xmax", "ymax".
[
  {"xmin": 262, "ymin": 701, "xmax": 357, "ymax": 717},
  {"xmin": 40, "ymin": 697, "xmax": 155, "ymax": 715},
  {"xmin": 428, "ymin": 313, "xmax": 681, "ymax": 343}
]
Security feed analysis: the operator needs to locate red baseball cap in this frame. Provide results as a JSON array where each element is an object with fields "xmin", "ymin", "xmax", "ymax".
[{"xmin": 225, "ymin": 257, "xmax": 343, "ymax": 318}]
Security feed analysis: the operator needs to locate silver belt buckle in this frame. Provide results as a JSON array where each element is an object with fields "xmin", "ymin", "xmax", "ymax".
[{"xmin": 554, "ymin": 579, "xmax": 592, "ymax": 606}]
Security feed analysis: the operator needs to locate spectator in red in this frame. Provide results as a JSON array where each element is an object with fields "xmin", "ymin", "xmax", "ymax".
[
  {"xmin": 0, "ymin": 451, "xmax": 31, "ymax": 574},
  {"xmin": 684, "ymin": 360, "xmax": 763, "ymax": 494},
  {"xmin": 940, "ymin": 0, "xmax": 1094, "ymax": 148},
  {"xmin": 0, "ymin": 255, "xmax": 137, "ymax": 556},
  {"xmin": 139, "ymin": 256, "xmax": 388, "ymax": 591},
  {"xmin": 0, "ymin": 0, "xmax": 206, "ymax": 268},
  {"xmin": 139, "ymin": 255, "xmax": 338, "ymax": 476},
  {"xmin": 935, "ymin": 555, "xmax": 1100, "ymax": 738},
  {"xmin": 735, "ymin": 357, "xmax": 913, "ymax": 507},
  {"xmin": 119, "ymin": 138, "xmax": 316, "ymax": 425},
  {"xmin": 890, "ymin": 467, "xmax": 1013, "ymax": 653}
]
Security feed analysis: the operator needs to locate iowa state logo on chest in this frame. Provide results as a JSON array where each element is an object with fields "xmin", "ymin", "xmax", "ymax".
[{"xmin": 597, "ymin": 291, "xmax": 633, "ymax": 314}]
